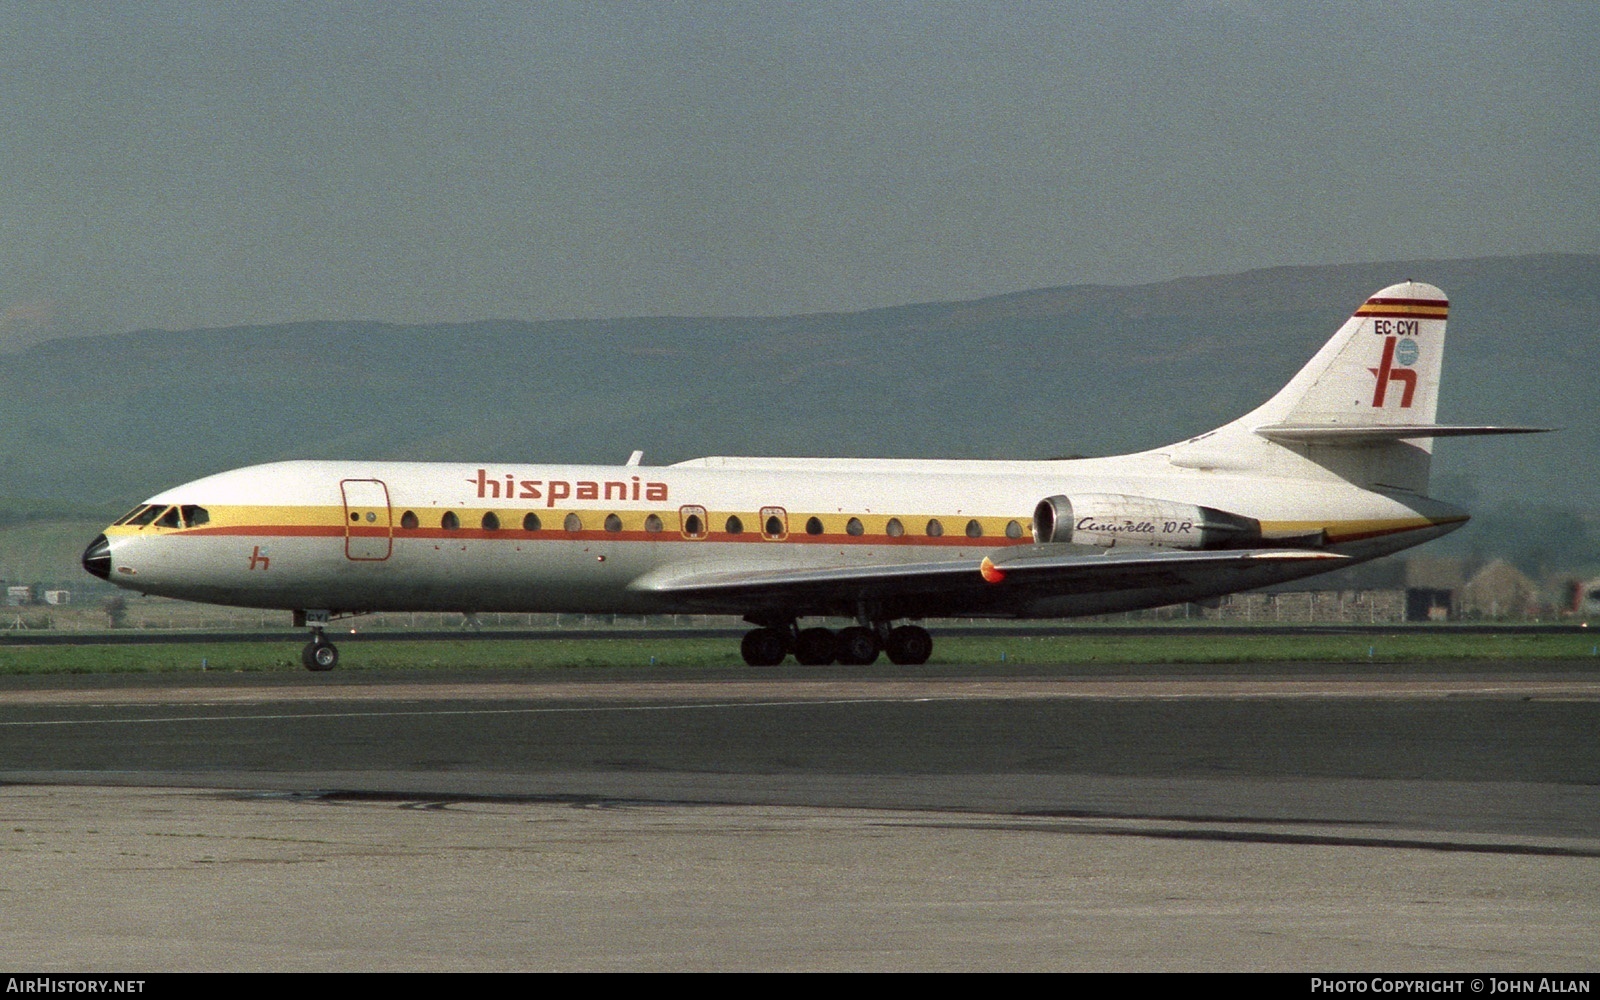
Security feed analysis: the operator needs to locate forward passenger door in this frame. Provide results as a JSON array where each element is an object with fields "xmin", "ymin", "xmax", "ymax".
[{"xmin": 340, "ymin": 479, "xmax": 393, "ymax": 561}]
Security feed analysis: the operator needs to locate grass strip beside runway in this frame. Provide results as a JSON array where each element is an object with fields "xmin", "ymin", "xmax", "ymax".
[{"xmin": 0, "ymin": 632, "xmax": 1596, "ymax": 674}]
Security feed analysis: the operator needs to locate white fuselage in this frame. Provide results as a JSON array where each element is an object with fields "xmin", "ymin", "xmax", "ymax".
[{"xmin": 93, "ymin": 452, "xmax": 1463, "ymax": 620}]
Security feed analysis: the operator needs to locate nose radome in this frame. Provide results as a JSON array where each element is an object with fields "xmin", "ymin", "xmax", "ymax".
[{"xmin": 82, "ymin": 534, "xmax": 111, "ymax": 580}]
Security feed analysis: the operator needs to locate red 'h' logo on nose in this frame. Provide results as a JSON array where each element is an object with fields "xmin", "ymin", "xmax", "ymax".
[{"xmin": 1369, "ymin": 336, "xmax": 1416, "ymax": 408}]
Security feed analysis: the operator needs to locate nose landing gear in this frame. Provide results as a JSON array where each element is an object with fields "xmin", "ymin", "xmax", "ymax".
[{"xmin": 301, "ymin": 629, "xmax": 339, "ymax": 672}]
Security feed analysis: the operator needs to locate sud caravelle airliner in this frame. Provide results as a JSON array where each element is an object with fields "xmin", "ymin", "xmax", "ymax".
[{"xmin": 82, "ymin": 282, "xmax": 1544, "ymax": 671}]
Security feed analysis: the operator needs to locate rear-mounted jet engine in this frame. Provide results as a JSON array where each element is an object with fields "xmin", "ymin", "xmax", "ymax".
[{"xmin": 1032, "ymin": 493, "xmax": 1262, "ymax": 550}]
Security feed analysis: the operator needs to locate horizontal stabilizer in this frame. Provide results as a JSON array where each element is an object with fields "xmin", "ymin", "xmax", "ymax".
[{"xmin": 1256, "ymin": 424, "xmax": 1552, "ymax": 445}]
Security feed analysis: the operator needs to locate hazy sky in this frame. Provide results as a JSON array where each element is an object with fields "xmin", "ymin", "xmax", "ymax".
[{"xmin": 3, "ymin": 1, "xmax": 1596, "ymax": 346}]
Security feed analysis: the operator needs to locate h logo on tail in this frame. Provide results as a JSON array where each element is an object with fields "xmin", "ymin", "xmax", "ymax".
[{"xmin": 1369, "ymin": 336, "xmax": 1417, "ymax": 408}]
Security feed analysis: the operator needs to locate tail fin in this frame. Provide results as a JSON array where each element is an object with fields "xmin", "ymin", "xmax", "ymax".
[
  {"xmin": 1164, "ymin": 282, "xmax": 1544, "ymax": 493},
  {"xmin": 1262, "ymin": 280, "xmax": 1448, "ymax": 429}
]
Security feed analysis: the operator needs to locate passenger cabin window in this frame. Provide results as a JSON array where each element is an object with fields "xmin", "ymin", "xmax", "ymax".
[
  {"xmin": 679, "ymin": 506, "xmax": 707, "ymax": 539},
  {"xmin": 645, "ymin": 514, "xmax": 663, "ymax": 533},
  {"xmin": 886, "ymin": 518, "xmax": 904, "ymax": 538},
  {"xmin": 564, "ymin": 513, "xmax": 583, "ymax": 532},
  {"xmin": 966, "ymin": 519, "xmax": 983, "ymax": 538},
  {"xmin": 846, "ymin": 517, "xmax": 864, "ymax": 536},
  {"xmin": 805, "ymin": 516, "xmax": 824, "ymax": 536},
  {"xmin": 482, "ymin": 512, "xmax": 500, "ymax": 530},
  {"xmin": 926, "ymin": 519, "xmax": 944, "ymax": 537},
  {"xmin": 523, "ymin": 512, "xmax": 541, "ymax": 531},
  {"xmin": 179, "ymin": 505, "xmax": 209, "ymax": 527},
  {"xmin": 441, "ymin": 511, "xmax": 460, "ymax": 530},
  {"xmin": 604, "ymin": 514, "xmax": 623, "ymax": 533},
  {"xmin": 725, "ymin": 515, "xmax": 744, "ymax": 535},
  {"xmin": 760, "ymin": 507, "xmax": 787, "ymax": 540},
  {"xmin": 154, "ymin": 506, "xmax": 181, "ymax": 529},
  {"xmin": 400, "ymin": 511, "xmax": 419, "ymax": 530},
  {"xmin": 1006, "ymin": 519, "xmax": 1023, "ymax": 539}
]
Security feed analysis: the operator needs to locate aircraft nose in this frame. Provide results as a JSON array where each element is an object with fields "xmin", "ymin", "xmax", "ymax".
[{"xmin": 82, "ymin": 534, "xmax": 112, "ymax": 580}]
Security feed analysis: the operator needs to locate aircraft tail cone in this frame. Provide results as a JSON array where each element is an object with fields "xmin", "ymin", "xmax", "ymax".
[{"xmin": 82, "ymin": 534, "xmax": 112, "ymax": 580}]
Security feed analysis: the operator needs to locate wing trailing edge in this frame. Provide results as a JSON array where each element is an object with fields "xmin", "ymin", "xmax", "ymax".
[{"xmin": 629, "ymin": 547, "xmax": 1350, "ymax": 618}]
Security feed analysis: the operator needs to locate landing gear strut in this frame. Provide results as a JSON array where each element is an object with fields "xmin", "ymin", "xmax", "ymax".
[{"xmin": 301, "ymin": 629, "xmax": 339, "ymax": 672}]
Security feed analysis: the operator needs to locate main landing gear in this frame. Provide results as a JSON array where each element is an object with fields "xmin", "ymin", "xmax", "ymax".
[{"xmin": 739, "ymin": 621, "xmax": 934, "ymax": 667}]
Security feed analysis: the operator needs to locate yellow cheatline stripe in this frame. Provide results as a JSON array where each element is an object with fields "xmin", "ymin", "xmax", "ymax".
[
  {"xmin": 106, "ymin": 504, "xmax": 341, "ymax": 534},
  {"xmin": 109, "ymin": 507, "xmax": 1457, "ymax": 546},
  {"xmin": 112, "ymin": 507, "xmax": 1460, "ymax": 542},
  {"xmin": 1261, "ymin": 516, "xmax": 1465, "ymax": 543},
  {"xmin": 106, "ymin": 505, "xmax": 1036, "ymax": 542}
]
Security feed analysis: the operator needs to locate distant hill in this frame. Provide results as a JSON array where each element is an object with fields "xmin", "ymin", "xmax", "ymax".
[{"xmin": 1, "ymin": 253, "xmax": 1593, "ymax": 580}]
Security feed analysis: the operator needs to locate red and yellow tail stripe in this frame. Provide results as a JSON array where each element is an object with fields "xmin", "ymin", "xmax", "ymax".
[{"xmin": 1354, "ymin": 296, "xmax": 1448, "ymax": 320}]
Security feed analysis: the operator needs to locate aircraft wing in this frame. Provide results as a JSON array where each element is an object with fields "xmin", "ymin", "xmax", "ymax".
[{"xmin": 629, "ymin": 546, "xmax": 1349, "ymax": 619}]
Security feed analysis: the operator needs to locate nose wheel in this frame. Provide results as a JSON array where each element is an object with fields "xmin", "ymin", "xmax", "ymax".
[{"xmin": 301, "ymin": 630, "xmax": 339, "ymax": 672}]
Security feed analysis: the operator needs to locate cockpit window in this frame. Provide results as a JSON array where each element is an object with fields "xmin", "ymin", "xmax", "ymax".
[
  {"xmin": 114, "ymin": 505, "xmax": 149, "ymax": 526},
  {"xmin": 128, "ymin": 506, "xmax": 163, "ymax": 527},
  {"xmin": 153, "ymin": 506, "xmax": 182, "ymax": 529},
  {"xmin": 180, "ymin": 505, "xmax": 209, "ymax": 528}
]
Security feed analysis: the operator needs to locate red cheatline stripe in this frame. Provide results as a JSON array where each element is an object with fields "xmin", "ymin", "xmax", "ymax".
[{"xmin": 175, "ymin": 525, "xmax": 1025, "ymax": 547}]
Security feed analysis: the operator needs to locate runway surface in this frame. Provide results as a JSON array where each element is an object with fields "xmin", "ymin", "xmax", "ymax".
[
  {"xmin": 3, "ymin": 660, "xmax": 1598, "ymax": 970},
  {"xmin": 0, "ymin": 622, "xmax": 1585, "ymax": 644}
]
